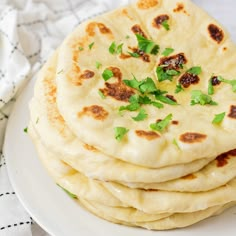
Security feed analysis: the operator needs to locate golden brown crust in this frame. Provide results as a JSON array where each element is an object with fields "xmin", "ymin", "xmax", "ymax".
[
  {"xmin": 137, "ymin": 0, "xmax": 158, "ymax": 9},
  {"xmin": 228, "ymin": 105, "xmax": 236, "ymax": 119},
  {"xmin": 179, "ymin": 132, "xmax": 207, "ymax": 143},
  {"xmin": 135, "ymin": 130, "xmax": 160, "ymax": 140},
  {"xmin": 78, "ymin": 105, "xmax": 109, "ymax": 121}
]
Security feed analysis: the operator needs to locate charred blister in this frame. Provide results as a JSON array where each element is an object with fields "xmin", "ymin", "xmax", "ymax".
[
  {"xmin": 208, "ymin": 24, "xmax": 224, "ymax": 44},
  {"xmin": 80, "ymin": 70, "xmax": 95, "ymax": 80},
  {"xmin": 131, "ymin": 24, "xmax": 147, "ymax": 38},
  {"xmin": 153, "ymin": 14, "xmax": 170, "ymax": 29},
  {"xmin": 135, "ymin": 130, "xmax": 160, "ymax": 140},
  {"xmin": 179, "ymin": 132, "xmax": 207, "ymax": 143},
  {"xmin": 86, "ymin": 22, "xmax": 112, "ymax": 37},
  {"xmin": 211, "ymin": 76, "xmax": 221, "ymax": 86},
  {"xmin": 159, "ymin": 53, "xmax": 187, "ymax": 71},
  {"xmin": 228, "ymin": 105, "xmax": 236, "ymax": 119},
  {"xmin": 179, "ymin": 72, "xmax": 200, "ymax": 88},
  {"xmin": 78, "ymin": 105, "xmax": 109, "ymax": 121},
  {"xmin": 215, "ymin": 149, "xmax": 236, "ymax": 167},
  {"xmin": 166, "ymin": 94, "xmax": 177, "ymax": 103},
  {"xmin": 173, "ymin": 3, "xmax": 189, "ymax": 15}
]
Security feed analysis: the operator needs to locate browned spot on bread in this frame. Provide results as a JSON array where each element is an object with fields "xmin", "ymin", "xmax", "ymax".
[
  {"xmin": 211, "ymin": 76, "xmax": 221, "ymax": 86},
  {"xmin": 181, "ymin": 174, "xmax": 197, "ymax": 180},
  {"xmin": 120, "ymin": 53, "xmax": 132, "ymax": 59},
  {"xmin": 80, "ymin": 70, "xmax": 95, "ymax": 80},
  {"xmin": 135, "ymin": 130, "xmax": 160, "ymax": 140},
  {"xmin": 179, "ymin": 132, "xmax": 207, "ymax": 143},
  {"xmin": 78, "ymin": 105, "xmax": 109, "ymax": 121},
  {"xmin": 172, "ymin": 120, "xmax": 179, "ymax": 125},
  {"xmin": 173, "ymin": 3, "xmax": 189, "ymax": 15},
  {"xmin": 166, "ymin": 94, "xmax": 177, "ymax": 103},
  {"xmin": 208, "ymin": 24, "xmax": 224, "ymax": 44},
  {"xmin": 179, "ymin": 72, "xmax": 200, "ymax": 88},
  {"xmin": 132, "ymin": 47, "xmax": 150, "ymax": 63},
  {"xmin": 137, "ymin": 0, "xmax": 158, "ymax": 9},
  {"xmin": 100, "ymin": 67, "xmax": 135, "ymax": 102},
  {"xmin": 83, "ymin": 144, "xmax": 98, "ymax": 152},
  {"xmin": 86, "ymin": 22, "xmax": 113, "ymax": 38},
  {"xmin": 131, "ymin": 24, "xmax": 147, "ymax": 38},
  {"xmin": 121, "ymin": 9, "xmax": 133, "ymax": 20},
  {"xmin": 228, "ymin": 105, "xmax": 236, "ymax": 119},
  {"xmin": 223, "ymin": 47, "xmax": 227, "ymax": 51},
  {"xmin": 216, "ymin": 149, "xmax": 236, "ymax": 167},
  {"xmin": 159, "ymin": 53, "xmax": 187, "ymax": 71},
  {"xmin": 153, "ymin": 14, "xmax": 169, "ymax": 29}
]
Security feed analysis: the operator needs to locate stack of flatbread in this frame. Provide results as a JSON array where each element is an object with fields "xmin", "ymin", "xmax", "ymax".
[{"xmin": 28, "ymin": 0, "xmax": 236, "ymax": 230}]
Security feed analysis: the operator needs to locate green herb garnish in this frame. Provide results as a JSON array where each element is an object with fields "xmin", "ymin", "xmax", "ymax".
[
  {"xmin": 102, "ymin": 69, "xmax": 114, "ymax": 81},
  {"xmin": 173, "ymin": 139, "xmax": 180, "ymax": 149},
  {"xmin": 24, "ymin": 127, "xmax": 28, "ymax": 133},
  {"xmin": 58, "ymin": 185, "xmax": 77, "ymax": 199},
  {"xmin": 57, "ymin": 69, "xmax": 64, "ymax": 75},
  {"xmin": 161, "ymin": 20, "xmax": 170, "ymax": 31},
  {"xmin": 36, "ymin": 117, "xmax": 39, "ymax": 124},
  {"xmin": 125, "ymin": 35, "xmax": 130, "ymax": 39},
  {"xmin": 114, "ymin": 127, "xmax": 129, "ymax": 141},
  {"xmin": 150, "ymin": 114, "xmax": 173, "ymax": 132},
  {"xmin": 98, "ymin": 90, "xmax": 106, "ymax": 99},
  {"xmin": 212, "ymin": 112, "xmax": 226, "ymax": 124},
  {"xmin": 156, "ymin": 66, "xmax": 180, "ymax": 82},
  {"xmin": 96, "ymin": 61, "xmax": 102, "ymax": 69},
  {"xmin": 135, "ymin": 34, "xmax": 159, "ymax": 55},
  {"xmin": 154, "ymin": 94, "xmax": 177, "ymax": 105},
  {"xmin": 139, "ymin": 77, "xmax": 158, "ymax": 94},
  {"xmin": 175, "ymin": 84, "xmax": 184, "ymax": 94},
  {"xmin": 187, "ymin": 66, "xmax": 202, "ymax": 75},
  {"xmin": 132, "ymin": 108, "xmax": 148, "ymax": 121},
  {"xmin": 88, "ymin": 42, "xmax": 94, "ymax": 50},
  {"xmin": 208, "ymin": 78, "xmax": 214, "ymax": 95},
  {"xmin": 78, "ymin": 46, "xmax": 84, "ymax": 51},
  {"xmin": 218, "ymin": 76, "xmax": 236, "ymax": 92},
  {"xmin": 128, "ymin": 52, "xmax": 140, "ymax": 58},
  {"xmin": 109, "ymin": 42, "xmax": 123, "ymax": 54},
  {"xmin": 162, "ymin": 47, "xmax": 174, "ymax": 56},
  {"xmin": 190, "ymin": 90, "xmax": 218, "ymax": 106}
]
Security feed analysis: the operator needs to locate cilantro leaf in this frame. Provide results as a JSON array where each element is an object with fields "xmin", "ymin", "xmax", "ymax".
[
  {"xmin": 119, "ymin": 103, "xmax": 140, "ymax": 112},
  {"xmin": 78, "ymin": 46, "xmax": 84, "ymax": 51},
  {"xmin": 114, "ymin": 127, "xmax": 129, "ymax": 141},
  {"xmin": 208, "ymin": 78, "xmax": 214, "ymax": 95},
  {"xmin": 128, "ymin": 52, "xmax": 140, "ymax": 58},
  {"xmin": 187, "ymin": 66, "xmax": 202, "ymax": 75},
  {"xmin": 162, "ymin": 47, "xmax": 174, "ymax": 56},
  {"xmin": 161, "ymin": 20, "xmax": 170, "ymax": 31},
  {"xmin": 172, "ymin": 139, "xmax": 180, "ymax": 149},
  {"xmin": 154, "ymin": 94, "xmax": 177, "ymax": 105},
  {"xmin": 139, "ymin": 77, "xmax": 158, "ymax": 94},
  {"xmin": 150, "ymin": 114, "xmax": 173, "ymax": 132},
  {"xmin": 123, "ymin": 75, "xmax": 141, "ymax": 90},
  {"xmin": 212, "ymin": 112, "xmax": 226, "ymax": 124},
  {"xmin": 156, "ymin": 66, "xmax": 179, "ymax": 82},
  {"xmin": 102, "ymin": 69, "xmax": 114, "ymax": 81},
  {"xmin": 117, "ymin": 43, "xmax": 123, "ymax": 54},
  {"xmin": 109, "ymin": 42, "xmax": 123, "ymax": 55},
  {"xmin": 218, "ymin": 76, "xmax": 236, "ymax": 92},
  {"xmin": 88, "ymin": 42, "xmax": 94, "ymax": 50},
  {"xmin": 190, "ymin": 90, "xmax": 218, "ymax": 106},
  {"xmin": 175, "ymin": 84, "xmax": 184, "ymax": 94},
  {"xmin": 24, "ymin": 127, "xmax": 28, "ymax": 133},
  {"xmin": 151, "ymin": 101, "xmax": 164, "ymax": 109},
  {"xmin": 58, "ymin": 185, "xmax": 77, "ymax": 199},
  {"xmin": 96, "ymin": 61, "xmax": 102, "ymax": 69},
  {"xmin": 132, "ymin": 108, "xmax": 148, "ymax": 121},
  {"xmin": 98, "ymin": 90, "xmax": 106, "ymax": 99},
  {"xmin": 135, "ymin": 34, "xmax": 160, "ymax": 55},
  {"xmin": 138, "ymin": 95, "xmax": 152, "ymax": 104}
]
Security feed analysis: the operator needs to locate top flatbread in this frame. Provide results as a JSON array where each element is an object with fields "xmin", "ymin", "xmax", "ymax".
[{"xmin": 55, "ymin": 0, "xmax": 236, "ymax": 168}]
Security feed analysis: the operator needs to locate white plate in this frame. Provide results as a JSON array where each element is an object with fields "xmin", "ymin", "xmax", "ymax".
[{"xmin": 4, "ymin": 1, "xmax": 236, "ymax": 236}]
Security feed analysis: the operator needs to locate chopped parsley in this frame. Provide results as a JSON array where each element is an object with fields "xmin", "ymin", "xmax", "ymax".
[
  {"xmin": 187, "ymin": 66, "xmax": 202, "ymax": 75},
  {"xmin": 132, "ymin": 108, "xmax": 148, "ymax": 121},
  {"xmin": 218, "ymin": 76, "xmax": 236, "ymax": 92},
  {"xmin": 123, "ymin": 75, "xmax": 141, "ymax": 90},
  {"xmin": 162, "ymin": 47, "xmax": 174, "ymax": 56},
  {"xmin": 156, "ymin": 66, "xmax": 180, "ymax": 82},
  {"xmin": 78, "ymin": 46, "xmax": 84, "ymax": 51},
  {"xmin": 190, "ymin": 90, "xmax": 218, "ymax": 106},
  {"xmin": 151, "ymin": 101, "xmax": 164, "ymax": 109},
  {"xmin": 161, "ymin": 20, "xmax": 170, "ymax": 31},
  {"xmin": 175, "ymin": 84, "xmax": 184, "ymax": 94},
  {"xmin": 23, "ymin": 127, "xmax": 28, "ymax": 133},
  {"xmin": 139, "ymin": 77, "xmax": 158, "ymax": 93},
  {"xmin": 119, "ymin": 103, "xmax": 140, "ymax": 112},
  {"xmin": 102, "ymin": 69, "xmax": 114, "ymax": 81},
  {"xmin": 96, "ymin": 61, "xmax": 102, "ymax": 69},
  {"xmin": 150, "ymin": 114, "xmax": 173, "ymax": 132},
  {"xmin": 135, "ymin": 34, "xmax": 159, "ymax": 55},
  {"xmin": 128, "ymin": 52, "xmax": 140, "ymax": 58},
  {"xmin": 109, "ymin": 42, "xmax": 123, "ymax": 54},
  {"xmin": 208, "ymin": 78, "xmax": 214, "ymax": 95},
  {"xmin": 58, "ymin": 185, "xmax": 77, "ymax": 199},
  {"xmin": 212, "ymin": 112, "xmax": 226, "ymax": 124},
  {"xmin": 88, "ymin": 42, "xmax": 94, "ymax": 50},
  {"xmin": 98, "ymin": 90, "xmax": 106, "ymax": 99},
  {"xmin": 154, "ymin": 94, "xmax": 177, "ymax": 105},
  {"xmin": 172, "ymin": 139, "xmax": 180, "ymax": 149},
  {"xmin": 114, "ymin": 127, "xmax": 129, "ymax": 141}
]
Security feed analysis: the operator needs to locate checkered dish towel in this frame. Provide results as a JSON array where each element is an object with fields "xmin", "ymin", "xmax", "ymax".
[
  {"xmin": 0, "ymin": 0, "xmax": 235, "ymax": 235},
  {"xmin": 0, "ymin": 0, "xmax": 131, "ymax": 235}
]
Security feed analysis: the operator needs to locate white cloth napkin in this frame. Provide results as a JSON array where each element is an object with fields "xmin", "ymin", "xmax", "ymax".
[{"xmin": 0, "ymin": 0, "xmax": 235, "ymax": 235}]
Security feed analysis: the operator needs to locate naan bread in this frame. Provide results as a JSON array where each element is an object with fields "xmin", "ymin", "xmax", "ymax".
[
  {"xmin": 56, "ymin": 0, "xmax": 236, "ymax": 168},
  {"xmin": 30, "ymin": 51, "xmax": 215, "ymax": 184}
]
